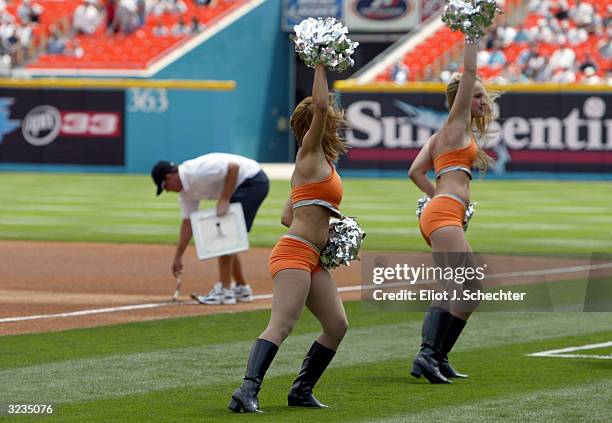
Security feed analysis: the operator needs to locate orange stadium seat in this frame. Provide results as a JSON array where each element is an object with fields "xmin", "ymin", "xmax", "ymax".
[
  {"xmin": 378, "ymin": 0, "xmax": 610, "ymax": 83},
  {"xmin": 26, "ymin": 0, "xmax": 247, "ymax": 70}
]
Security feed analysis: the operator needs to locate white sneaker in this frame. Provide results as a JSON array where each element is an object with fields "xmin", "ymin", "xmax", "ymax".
[
  {"xmin": 233, "ymin": 284, "xmax": 253, "ymax": 303},
  {"xmin": 192, "ymin": 282, "xmax": 236, "ymax": 305}
]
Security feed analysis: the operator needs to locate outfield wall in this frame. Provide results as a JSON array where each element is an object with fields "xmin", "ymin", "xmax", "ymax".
[
  {"xmin": 0, "ymin": 0, "xmax": 291, "ymax": 173},
  {"xmin": 336, "ymin": 82, "xmax": 612, "ymax": 178},
  {"xmin": 0, "ymin": 83, "xmax": 236, "ymax": 173},
  {"xmin": 152, "ymin": 0, "xmax": 290, "ymax": 164}
]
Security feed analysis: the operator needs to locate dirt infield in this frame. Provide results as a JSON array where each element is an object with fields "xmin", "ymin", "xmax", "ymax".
[
  {"xmin": 1, "ymin": 241, "xmax": 602, "ymax": 336},
  {"xmin": 0, "ymin": 241, "xmax": 362, "ymax": 336}
]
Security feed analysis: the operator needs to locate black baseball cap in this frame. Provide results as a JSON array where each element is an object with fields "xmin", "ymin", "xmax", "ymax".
[{"xmin": 151, "ymin": 161, "xmax": 177, "ymax": 196}]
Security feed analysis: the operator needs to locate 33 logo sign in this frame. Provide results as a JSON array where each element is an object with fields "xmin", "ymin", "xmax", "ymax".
[{"xmin": 127, "ymin": 88, "xmax": 169, "ymax": 114}]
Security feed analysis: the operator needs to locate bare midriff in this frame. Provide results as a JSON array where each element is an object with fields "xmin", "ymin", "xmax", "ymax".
[
  {"xmin": 287, "ymin": 206, "xmax": 332, "ymax": 250},
  {"xmin": 435, "ymin": 171, "xmax": 471, "ymax": 205}
]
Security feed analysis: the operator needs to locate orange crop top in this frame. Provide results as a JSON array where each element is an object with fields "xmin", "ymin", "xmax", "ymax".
[
  {"xmin": 433, "ymin": 135, "xmax": 478, "ymax": 179},
  {"xmin": 291, "ymin": 161, "xmax": 343, "ymax": 217}
]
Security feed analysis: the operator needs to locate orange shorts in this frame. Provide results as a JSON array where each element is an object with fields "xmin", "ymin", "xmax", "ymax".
[
  {"xmin": 419, "ymin": 195, "xmax": 466, "ymax": 246},
  {"xmin": 268, "ymin": 235, "xmax": 322, "ymax": 279}
]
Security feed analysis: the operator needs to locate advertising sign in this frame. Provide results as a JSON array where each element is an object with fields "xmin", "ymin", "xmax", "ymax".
[
  {"xmin": 340, "ymin": 91, "xmax": 612, "ymax": 174},
  {"xmin": 0, "ymin": 89, "xmax": 125, "ymax": 166},
  {"xmin": 343, "ymin": 0, "xmax": 420, "ymax": 32},
  {"xmin": 283, "ymin": 0, "xmax": 343, "ymax": 32}
]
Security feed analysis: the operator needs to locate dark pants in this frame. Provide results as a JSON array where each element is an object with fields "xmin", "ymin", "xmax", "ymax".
[{"xmin": 230, "ymin": 170, "xmax": 269, "ymax": 232}]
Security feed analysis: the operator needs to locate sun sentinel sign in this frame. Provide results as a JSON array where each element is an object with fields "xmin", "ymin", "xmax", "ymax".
[
  {"xmin": 0, "ymin": 88, "xmax": 125, "ymax": 166},
  {"xmin": 344, "ymin": 0, "xmax": 419, "ymax": 32},
  {"xmin": 340, "ymin": 91, "xmax": 612, "ymax": 173}
]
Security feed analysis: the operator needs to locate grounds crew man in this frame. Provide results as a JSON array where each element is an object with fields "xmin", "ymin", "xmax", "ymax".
[{"xmin": 152, "ymin": 153, "xmax": 269, "ymax": 305}]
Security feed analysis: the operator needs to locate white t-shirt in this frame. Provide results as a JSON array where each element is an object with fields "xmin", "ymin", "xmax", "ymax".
[{"xmin": 178, "ymin": 153, "xmax": 261, "ymax": 218}]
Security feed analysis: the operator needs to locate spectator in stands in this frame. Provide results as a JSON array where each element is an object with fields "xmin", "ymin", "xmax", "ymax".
[
  {"xmin": 171, "ymin": 16, "xmax": 189, "ymax": 36},
  {"xmin": 112, "ymin": 0, "xmax": 140, "ymax": 34},
  {"xmin": 579, "ymin": 52, "xmax": 598, "ymax": 73},
  {"xmin": 551, "ymin": 67, "xmax": 576, "ymax": 83},
  {"xmin": 439, "ymin": 63, "xmax": 458, "ymax": 84},
  {"xmin": 170, "ymin": 0, "xmax": 188, "ymax": 14},
  {"xmin": 152, "ymin": 19, "xmax": 169, "ymax": 36},
  {"xmin": 0, "ymin": 50, "xmax": 11, "ymax": 75},
  {"xmin": 190, "ymin": 16, "xmax": 204, "ymax": 33},
  {"xmin": 106, "ymin": 0, "xmax": 117, "ymax": 33},
  {"xmin": 566, "ymin": 26, "xmax": 588, "ymax": 45},
  {"xmin": 194, "ymin": 0, "xmax": 214, "ymax": 5},
  {"xmin": 17, "ymin": 21, "xmax": 33, "ymax": 61},
  {"xmin": 532, "ymin": 18, "xmax": 556, "ymax": 43},
  {"xmin": 513, "ymin": 24, "xmax": 532, "ymax": 43},
  {"xmin": 391, "ymin": 61, "xmax": 409, "ymax": 84},
  {"xmin": 516, "ymin": 44, "xmax": 536, "ymax": 66},
  {"xmin": 4, "ymin": 26, "xmax": 21, "ymax": 63},
  {"xmin": 496, "ymin": 24, "xmax": 517, "ymax": 47},
  {"xmin": 477, "ymin": 49, "xmax": 490, "ymax": 68},
  {"xmin": 0, "ymin": 12, "xmax": 16, "ymax": 42},
  {"xmin": 66, "ymin": 38, "xmax": 84, "ymax": 58},
  {"xmin": 569, "ymin": 0, "xmax": 595, "ymax": 28},
  {"xmin": 46, "ymin": 25, "xmax": 67, "ymax": 54},
  {"xmin": 17, "ymin": 0, "xmax": 43, "ymax": 25},
  {"xmin": 484, "ymin": 26, "xmax": 499, "ymax": 49},
  {"xmin": 151, "ymin": 0, "xmax": 165, "ymax": 15},
  {"xmin": 549, "ymin": 44, "xmax": 575, "ymax": 70},
  {"xmin": 73, "ymin": 0, "xmax": 103, "ymax": 35},
  {"xmin": 580, "ymin": 67, "xmax": 601, "ymax": 85},
  {"xmin": 597, "ymin": 34, "xmax": 612, "ymax": 59},
  {"xmin": 528, "ymin": 0, "xmax": 553, "ymax": 18},
  {"xmin": 524, "ymin": 50, "xmax": 548, "ymax": 81},
  {"xmin": 498, "ymin": 63, "xmax": 529, "ymax": 84},
  {"xmin": 553, "ymin": 0, "xmax": 570, "ymax": 20},
  {"xmin": 488, "ymin": 48, "xmax": 507, "ymax": 69},
  {"xmin": 604, "ymin": 5, "xmax": 612, "ymax": 28},
  {"xmin": 136, "ymin": 0, "xmax": 147, "ymax": 27},
  {"xmin": 152, "ymin": 0, "xmax": 187, "ymax": 15}
]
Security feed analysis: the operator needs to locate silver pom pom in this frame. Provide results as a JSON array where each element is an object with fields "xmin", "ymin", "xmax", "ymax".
[
  {"xmin": 441, "ymin": 0, "xmax": 502, "ymax": 43},
  {"xmin": 416, "ymin": 196, "xmax": 431, "ymax": 218},
  {"xmin": 463, "ymin": 201, "xmax": 476, "ymax": 231},
  {"xmin": 320, "ymin": 216, "xmax": 366, "ymax": 269},
  {"xmin": 291, "ymin": 17, "xmax": 359, "ymax": 72}
]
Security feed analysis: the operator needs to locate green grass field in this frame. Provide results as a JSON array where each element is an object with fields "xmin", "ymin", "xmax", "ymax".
[
  {"xmin": 1, "ymin": 172, "xmax": 611, "ymax": 422},
  {"xmin": 0, "ymin": 304, "xmax": 610, "ymax": 422},
  {"xmin": 1, "ymin": 172, "xmax": 612, "ymax": 253}
]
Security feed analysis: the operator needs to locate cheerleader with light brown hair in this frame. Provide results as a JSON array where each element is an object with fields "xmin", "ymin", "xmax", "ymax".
[
  {"xmin": 228, "ymin": 63, "xmax": 349, "ymax": 413},
  {"xmin": 408, "ymin": 32, "xmax": 499, "ymax": 384}
]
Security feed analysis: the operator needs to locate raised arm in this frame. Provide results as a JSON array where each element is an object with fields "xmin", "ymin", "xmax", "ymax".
[
  {"xmin": 408, "ymin": 139, "xmax": 436, "ymax": 198},
  {"xmin": 299, "ymin": 64, "xmax": 329, "ymax": 155},
  {"xmin": 446, "ymin": 41, "xmax": 478, "ymax": 125}
]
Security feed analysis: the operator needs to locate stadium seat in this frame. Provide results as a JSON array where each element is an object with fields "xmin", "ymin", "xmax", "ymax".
[
  {"xmin": 377, "ymin": 0, "xmax": 609, "ymax": 83},
  {"xmin": 26, "ymin": 0, "xmax": 248, "ymax": 70}
]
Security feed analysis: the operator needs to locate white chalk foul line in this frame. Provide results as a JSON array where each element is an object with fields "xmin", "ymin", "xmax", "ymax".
[
  {"xmin": 528, "ymin": 341, "xmax": 612, "ymax": 360},
  {"xmin": 0, "ymin": 301, "xmax": 197, "ymax": 324},
  {"xmin": 1, "ymin": 261, "xmax": 611, "ymax": 325},
  {"xmin": 0, "ymin": 294, "xmax": 280, "ymax": 324}
]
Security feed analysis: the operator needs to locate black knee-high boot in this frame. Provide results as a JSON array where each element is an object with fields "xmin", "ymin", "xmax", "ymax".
[
  {"xmin": 288, "ymin": 341, "xmax": 336, "ymax": 407},
  {"xmin": 228, "ymin": 338, "xmax": 279, "ymax": 413},
  {"xmin": 410, "ymin": 307, "xmax": 451, "ymax": 384},
  {"xmin": 439, "ymin": 315, "xmax": 468, "ymax": 378}
]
